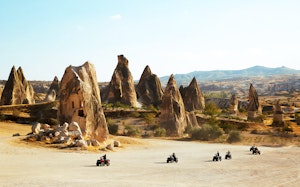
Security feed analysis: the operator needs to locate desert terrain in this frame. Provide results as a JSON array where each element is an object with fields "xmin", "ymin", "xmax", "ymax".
[{"xmin": 0, "ymin": 121, "xmax": 299, "ymax": 187}]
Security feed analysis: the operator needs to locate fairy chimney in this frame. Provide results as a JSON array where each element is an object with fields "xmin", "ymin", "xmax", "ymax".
[
  {"xmin": 45, "ymin": 76, "xmax": 59, "ymax": 101},
  {"xmin": 273, "ymin": 100, "xmax": 284, "ymax": 126},
  {"xmin": 103, "ymin": 55, "xmax": 137, "ymax": 107},
  {"xmin": 58, "ymin": 62, "xmax": 108, "ymax": 142},
  {"xmin": 0, "ymin": 66, "xmax": 35, "ymax": 105},
  {"xmin": 229, "ymin": 94, "xmax": 239, "ymax": 114},
  {"xmin": 44, "ymin": 76, "xmax": 59, "ymax": 102},
  {"xmin": 247, "ymin": 84, "xmax": 261, "ymax": 121},
  {"xmin": 136, "ymin": 65, "xmax": 164, "ymax": 107},
  {"xmin": 159, "ymin": 74, "xmax": 187, "ymax": 137},
  {"xmin": 181, "ymin": 77, "xmax": 205, "ymax": 112}
]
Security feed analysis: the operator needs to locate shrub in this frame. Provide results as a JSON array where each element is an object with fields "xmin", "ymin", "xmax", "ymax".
[
  {"xmin": 154, "ymin": 127, "xmax": 166, "ymax": 137},
  {"xmin": 203, "ymin": 102, "xmax": 221, "ymax": 117},
  {"xmin": 191, "ymin": 124, "xmax": 224, "ymax": 141},
  {"xmin": 227, "ymin": 131, "xmax": 242, "ymax": 143},
  {"xmin": 124, "ymin": 125, "xmax": 139, "ymax": 137},
  {"xmin": 141, "ymin": 113, "xmax": 156, "ymax": 125},
  {"xmin": 0, "ymin": 114, "xmax": 7, "ymax": 121},
  {"xmin": 219, "ymin": 122, "xmax": 236, "ymax": 134},
  {"xmin": 108, "ymin": 124, "xmax": 119, "ymax": 135}
]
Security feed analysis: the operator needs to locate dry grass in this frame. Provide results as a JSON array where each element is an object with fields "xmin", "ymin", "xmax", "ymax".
[
  {"xmin": 1, "ymin": 120, "xmax": 300, "ymax": 152},
  {"xmin": 0, "ymin": 121, "xmax": 31, "ymax": 136}
]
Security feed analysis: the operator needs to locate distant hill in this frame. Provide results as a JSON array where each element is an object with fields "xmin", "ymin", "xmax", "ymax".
[{"xmin": 159, "ymin": 66, "xmax": 300, "ymax": 86}]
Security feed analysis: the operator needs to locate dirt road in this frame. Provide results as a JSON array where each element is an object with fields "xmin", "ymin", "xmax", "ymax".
[{"xmin": 0, "ymin": 123, "xmax": 299, "ymax": 187}]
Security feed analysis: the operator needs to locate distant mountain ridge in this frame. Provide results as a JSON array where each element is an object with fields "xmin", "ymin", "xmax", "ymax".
[{"xmin": 159, "ymin": 66, "xmax": 300, "ymax": 86}]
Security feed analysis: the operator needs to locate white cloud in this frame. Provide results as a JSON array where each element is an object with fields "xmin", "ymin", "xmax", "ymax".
[{"xmin": 110, "ymin": 14, "xmax": 122, "ymax": 20}]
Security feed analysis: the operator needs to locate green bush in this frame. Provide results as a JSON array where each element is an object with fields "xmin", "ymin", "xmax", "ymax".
[
  {"xmin": 219, "ymin": 122, "xmax": 236, "ymax": 134},
  {"xmin": 141, "ymin": 113, "xmax": 156, "ymax": 125},
  {"xmin": 227, "ymin": 131, "xmax": 242, "ymax": 143},
  {"xmin": 124, "ymin": 125, "xmax": 139, "ymax": 137},
  {"xmin": 203, "ymin": 102, "xmax": 221, "ymax": 116},
  {"xmin": 108, "ymin": 124, "xmax": 119, "ymax": 135},
  {"xmin": 154, "ymin": 127, "xmax": 166, "ymax": 137},
  {"xmin": 191, "ymin": 124, "xmax": 224, "ymax": 140}
]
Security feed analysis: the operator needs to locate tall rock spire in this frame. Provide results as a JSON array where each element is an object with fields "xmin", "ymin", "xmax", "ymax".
[
  {"xmin": 0, "ymin": 66, "xmax": 35, "ymax": 105},
  {"xmin": 181, "ymin": 77, "xmax": 205, "ymax": 112},
  {"xmin": 103, "ymin": 55, "xmax": 137, "ymax": 107},
  {"xmin": 247, "ymin": 84, "xmax": 261, "ymax": 121},
  {"xmin": 136, "ymin": 65, "xmax": 164, "ymax": 107},
  {"xmin": 159, "ymin": 74, "xmax": 187, "ymax": 137}
]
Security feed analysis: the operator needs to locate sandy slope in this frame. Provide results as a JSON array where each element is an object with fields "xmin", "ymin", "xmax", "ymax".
[{"xmin": 0, "ymin": 122, "xmax": 300, "ymax": 187}]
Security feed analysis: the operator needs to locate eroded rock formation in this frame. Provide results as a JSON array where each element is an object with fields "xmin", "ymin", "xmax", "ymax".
[
  {"xmin": 136, "ymin": 65, "xmax": 164, "ymax": 107},
  {"xmin": 186, "ymin": 111, "xmax": 199, "ymax": 130},
  {"xmin": 0, "ymin": 85, "xmax": 3, "ymax": 101},
  {"xmin": 273, "ymin": 100, "xmax": 284, "ymax": 126},
  {"xmin": 247, "ymin": 84, "xmax": 261, "ymax": 121},
  {"xmin": 44, "ymin": 76, "xmax": 59, "ymax": 102},
  {"xmin": 180, "ymin": 77, "xmax": 205, "ymax": 112},
  {"xmin": 103, "ymin": 55, "xmax": 137, "ymax": 107},
  {"xmin": 229, "ymin": 94, "xmax": 239, "ymax": 114},
  {"xmin": 58, "ymin": 62, "xmax": 108, "ymax": 142},
  {"xmin": 0, "ymin": 66, "xmax": 35, "ymax": 105},
  {"xmin": 159, "ymin": 74, "xmax": 187, "ymax": 137}
]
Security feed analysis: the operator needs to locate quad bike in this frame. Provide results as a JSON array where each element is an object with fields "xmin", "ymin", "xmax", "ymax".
[
  {"xmin": 96, "ymin": 156, "xmax": 110, "ymax": 166},
  {"xmin": 167, "ymin": 155, "xmax": 178, "ymax": 163},
  {"xmin": 250, "ymin": 146, "xmax": 256, "ymax": 152},
  {"xmin": 252, "ymin": 148, "xmax": 261, "ymax": 155},
  {"xmin": 225, "ymin": 152, "xmax": 232, "ymax": 159},
  {"xmin": 212, "ymin": 155, "xmax": 222, "ymax": 161}
]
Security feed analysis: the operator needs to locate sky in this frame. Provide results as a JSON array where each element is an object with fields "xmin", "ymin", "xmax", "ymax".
[{"xmin": 0, "ymin": 0, "xmax": 300, "ymax": 82}]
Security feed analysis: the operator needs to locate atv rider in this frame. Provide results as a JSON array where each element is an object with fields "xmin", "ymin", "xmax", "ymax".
[
  {"xmin": 172, "ymin": 153, "xmax": 177, "ymax": 161},
  {"xmin": 101, "ymin": 154, "xmax": 107, "ymax": 160},
  {"xmin": 226, "ymin": 150, "xmax": 231, "ymax": 155}
]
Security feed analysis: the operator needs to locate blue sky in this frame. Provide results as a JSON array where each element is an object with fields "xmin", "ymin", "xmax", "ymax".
[{"xmin": 1, "ymin": 0, "xmax": 300, "ymax": 82}]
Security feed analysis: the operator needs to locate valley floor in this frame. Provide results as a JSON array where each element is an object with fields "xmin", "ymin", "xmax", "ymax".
[{"xmin": 0, "ymin": 122, "xmax": 300, "ymax": 187}]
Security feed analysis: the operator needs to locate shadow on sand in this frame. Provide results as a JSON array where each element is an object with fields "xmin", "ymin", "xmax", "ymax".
[
  {"xmin": 84, "ymin": 165, "xmax": 99, "ymax": 167},
  {"xmin": 154, "ymin": 161, "xmax": 168, "ymax": 164}
]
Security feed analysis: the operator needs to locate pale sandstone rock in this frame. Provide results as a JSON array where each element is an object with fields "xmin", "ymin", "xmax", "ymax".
[
  {"xmin": 1, "ymin": 66, "xmax": 35, "ymax": 105},
  {"xmin": 58, "ymin": 62, "xmax": 108, "ymax": 142},
  {"xmin": 106, "ymin": 143, "xmax": 114, "ymax": 150},
  {"xmin": 113, "ymin": 140, "xmax": 121, "ymax": 147},
  {"xmin": 32, "ymin": 122, "xmax": 41, "ymax": 134}
]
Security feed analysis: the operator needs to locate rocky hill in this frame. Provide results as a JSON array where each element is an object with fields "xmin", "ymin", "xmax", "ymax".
[{"xmin": 160, "ymin": 66, "xmax": 300, "ymax": 86}]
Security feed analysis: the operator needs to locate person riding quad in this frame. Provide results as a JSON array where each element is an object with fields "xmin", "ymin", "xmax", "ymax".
[
  {"xmin": 172, "ymin": 153, "xmax": 176, "ymax": 159},
  {"xmin": 101, "ymin": 154, "xmax": 107, "ymax": 160}
]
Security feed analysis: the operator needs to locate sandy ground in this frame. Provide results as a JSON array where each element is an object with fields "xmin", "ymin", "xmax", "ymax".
[{"xmin": 0, "ymin": 122, "xmax": 300, "ymax": 187}]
